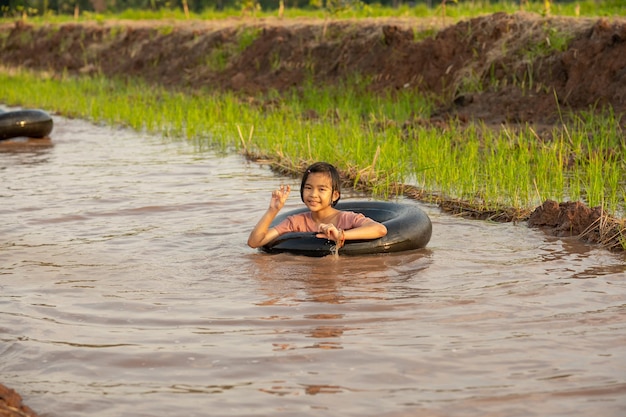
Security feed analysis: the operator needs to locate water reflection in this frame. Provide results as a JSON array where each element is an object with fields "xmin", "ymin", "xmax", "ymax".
[
  {"xmin": 0, "ymin": 138, "xmax": 54, "ymax": 166},
  {"xmin": 250, "ymin": 250, "xmax": 433, "ymax": 305},
  {"xmin": 248, "ymin": 250, "xmax": 434, "ymax": 355}
]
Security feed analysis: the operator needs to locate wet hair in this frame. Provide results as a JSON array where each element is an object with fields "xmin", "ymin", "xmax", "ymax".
[{"xmin": 300, "ymin": 162, "xmax": 341, "ymax": 207}]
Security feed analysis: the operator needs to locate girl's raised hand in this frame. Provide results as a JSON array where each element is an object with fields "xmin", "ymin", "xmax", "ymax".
[{"xmin": 269, "ymin": 185, "xmax": 291, "ymax": 211}]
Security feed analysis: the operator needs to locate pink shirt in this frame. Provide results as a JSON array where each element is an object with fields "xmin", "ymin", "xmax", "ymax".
[{"xmin": 274, "ymin": 211, "xmax": 371, "ymax": 235}]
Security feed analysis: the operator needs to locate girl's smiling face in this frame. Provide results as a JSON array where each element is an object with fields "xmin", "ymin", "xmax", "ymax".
[{"xmin": 302, "ymin": 172, "xmax": 340, "ymax": 212}]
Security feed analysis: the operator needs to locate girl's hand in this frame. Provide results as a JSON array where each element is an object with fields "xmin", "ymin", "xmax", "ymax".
[
  {"xmin": 317, "ymin": 223, "xmax": 345, "ymax": 247},
  {"xmin": 269, "ymin": 185, "xmax": 291, "ymax": 211}
]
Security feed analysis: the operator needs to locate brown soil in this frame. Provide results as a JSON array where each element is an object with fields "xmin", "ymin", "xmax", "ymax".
[
  {"xmin": 0, "ymin": 384, "xmax": 39, "ymax": 417},
  {"xmin": 0, "ymin": 13, "xmax": 625, "ymax": 249}
]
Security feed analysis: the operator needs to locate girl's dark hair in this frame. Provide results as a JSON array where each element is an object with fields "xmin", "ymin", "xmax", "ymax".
[{"xmin": 300, "ymin": 162, "xmax": 341, "ymax": 207}]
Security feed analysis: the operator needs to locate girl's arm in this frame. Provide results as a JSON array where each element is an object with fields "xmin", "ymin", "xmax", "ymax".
[
  {"xmin": 247, "ymin": 185, "xmax": 290, "ymax": 248},
  {"xmin": 318, "ymin": 220, "xmax": 387, "ymax": 245},
  {"xmin": 343, "ymin": 220, "xmax": 387, "ymax": 241}
]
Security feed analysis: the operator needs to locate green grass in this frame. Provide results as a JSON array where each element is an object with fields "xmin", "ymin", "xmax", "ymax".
[
  {"xmin": 3, "ymin": 1, "xmax": 625, "ymax": 25},
  {"xmin": 1, "ymin": 68, "xmax": 624, "ymax": 223}
]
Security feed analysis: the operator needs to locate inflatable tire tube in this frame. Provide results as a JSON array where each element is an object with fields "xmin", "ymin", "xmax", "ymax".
[
  {"xmin": 0, "ymin": 110, "xmax": 53, "ymax": 141},
  {"xmin": 262, "ymin": 201, "xmax": 432, "ymax": 257}
]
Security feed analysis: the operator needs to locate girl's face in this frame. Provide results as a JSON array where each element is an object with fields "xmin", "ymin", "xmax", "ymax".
[{"xmin": 302, "ymin": 172, "xmax": 339, "ymax": 211}]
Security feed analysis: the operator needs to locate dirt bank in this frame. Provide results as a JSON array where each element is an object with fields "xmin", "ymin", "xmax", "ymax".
[
  {"xmin": 0, "ymin": 384, "xmax": 39, "ymax": 417},
  {"xmin": 0, "ymin": 13, "xmax": 624, "ymax": 249},
  {"xmin": 2, "ymin": 13, "xmax": 625, "ymax": 124}
]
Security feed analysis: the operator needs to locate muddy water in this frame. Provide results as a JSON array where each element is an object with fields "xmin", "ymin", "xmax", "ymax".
[{"xmin": 1, "ymin": 110, "xmax": 625, "ymax": 417}]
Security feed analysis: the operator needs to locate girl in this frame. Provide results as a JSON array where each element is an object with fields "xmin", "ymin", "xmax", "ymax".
[{"xmin": 248, "ymin": 162, "xmax": 387, "ymax": 249}]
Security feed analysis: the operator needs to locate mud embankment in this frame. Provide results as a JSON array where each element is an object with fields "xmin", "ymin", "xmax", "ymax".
[
  {"xmin": 1, "ymin": 383, "xmax": 40, "ymax": 417},
  {"xmin": 2, "ymin": 13, "xmax": 625, "ymax": 124}
]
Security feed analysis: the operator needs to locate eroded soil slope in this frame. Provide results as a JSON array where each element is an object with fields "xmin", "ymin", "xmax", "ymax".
[
  {"xmin": 2, "ymin": 13, "xmax": 625, "ymax": 125},
  {"xmin": 0, "ymin": 383, "xmax": 40, "ymax": 417}
]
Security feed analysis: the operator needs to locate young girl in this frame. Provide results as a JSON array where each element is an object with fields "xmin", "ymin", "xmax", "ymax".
[{"xmin": 247, "ymin": 162, "xmax": 387, "ymax": 249}]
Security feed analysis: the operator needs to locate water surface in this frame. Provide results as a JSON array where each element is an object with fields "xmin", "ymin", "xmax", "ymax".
[{"xmin": 1, "ymin": 111, "xmax": 625, "ymax": 417}]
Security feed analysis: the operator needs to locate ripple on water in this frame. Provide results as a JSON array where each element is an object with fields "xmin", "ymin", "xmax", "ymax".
[{"xmin": 1, "ymin": 113, "xmax": 625, "ymax": 417}]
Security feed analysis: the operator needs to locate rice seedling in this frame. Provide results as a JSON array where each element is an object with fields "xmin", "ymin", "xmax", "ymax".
[{"xmin": 0, "ymin": 67, "xmax": 623, "ymax": 223}]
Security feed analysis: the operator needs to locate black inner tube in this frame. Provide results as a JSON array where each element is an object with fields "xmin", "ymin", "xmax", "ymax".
[
  {"xmin": 0, "ymin": 110, "xmax": 53, "ymax": 141},
  {"xmin": 261, "ymin": 201, "xmax": 432, "ymax": 256}
]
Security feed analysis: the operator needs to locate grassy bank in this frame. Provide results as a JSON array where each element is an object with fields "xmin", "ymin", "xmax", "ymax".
[
  {"xmin": 1, "ymin": 69, "xmax": 624, "ymax": 238},
  {"xmin": 5, "ymin": 1, "xmax": 625, "ymax": 24}
]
